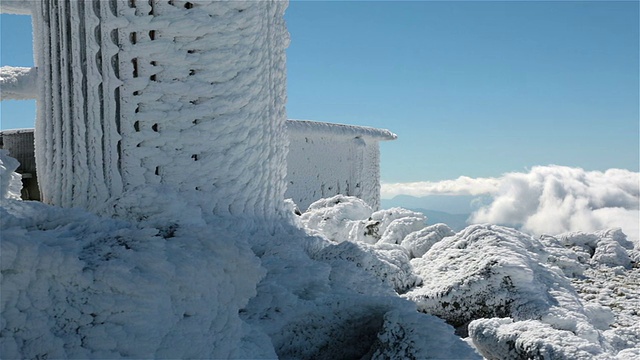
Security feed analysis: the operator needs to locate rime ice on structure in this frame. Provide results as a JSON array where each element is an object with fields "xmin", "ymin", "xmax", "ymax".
[
  {"xmin": 28, "ymin": 0, "xmax": 289, "ymax": 219},
  {"xmin": 286, "ymin": 120, "xmax": 396, "ymax": 211}
]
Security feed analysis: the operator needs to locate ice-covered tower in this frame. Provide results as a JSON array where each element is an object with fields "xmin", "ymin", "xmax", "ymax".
[{"xmin": 8, "ymin": 0, "xmax": 289, "ymax": 219}]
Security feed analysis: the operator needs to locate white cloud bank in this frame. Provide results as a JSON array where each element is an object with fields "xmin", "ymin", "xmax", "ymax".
[{"xmin": 382, "ymin": 165, "xmax": 640, "ymax": 242}]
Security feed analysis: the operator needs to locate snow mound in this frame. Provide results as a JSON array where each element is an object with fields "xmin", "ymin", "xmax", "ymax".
[
  {"xmin": 405, "ymin": 225, "xmax": 585, "ymax": 334},
  {"xmin": 401, "ymin": 223, "xmax": 455, "ymax": 258},
  {"xmin": 300, "ymin": 195, "xmax": 428, "ymax": 247},
  {"xmin": 0, "ymin": 150, "xmax": 22, "ymax": 200},
  {"xmin": 0, "ymin": 198, "xmax": 265, "ymax": 358},
  {"xmin": 2, "ymin": 194, "xmax": 478, "ymax": 359},
  {"xmin": 241, "ymin": 222, "xmax": 478, "ymax": 359},
  {"xmin": 402, "ymin": 223, "xmax": 620, "ymax": 360},
  {"xmin": 315, "ymin": 240, "xmax": 421, "ymax": 293},
  {"xmin": 300, "ymin": 195, "xmax": 375, "ymax": 242},
  {"xmin": 557, "ymin": 229, "xmax": 636, "ymax": 269},
  {"xmin": 4, "ymin": 191, "xmax": 637, "ymax": 359},
  {"xmin": 400, "ymin": 223, "xmax": 640, "ymax": 359},
  {"xmin": 370, "ymin": 310, "xmax": 479, "ymax": 359},
  {"xmin": 469, "ymin": 318, "xmax": 605, "ymax": 359}
]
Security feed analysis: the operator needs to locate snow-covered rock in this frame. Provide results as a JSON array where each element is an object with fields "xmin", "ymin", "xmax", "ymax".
[
  {"xmin": 468, "ymin": 318, "xmax": 606, "ymax": 360},
  {"xmin": 557, "ymin": 229, "xmax": 636, "ymax": 269},
  {"xmin": 300, "ymin": 195, "xmax": 428, "ymax": 247},
  {"xmin": 370, "ymin": 310, "xmax": 480, "ymax": 359},
  {"xmin": 315, "ymin": 240, "xmax": 421, "ymax": 293},
  {"xmin": 300, "ymin": 195, "xmax": 374, "ymax": 242},
  {"xmin": 242, "ymin": 222, "xmax": 478, "ymax": 359},
  {"xmin": 401, "ymin": 223, "xmax": 455, "ymax": 258},
  {"xmin": 404, "ymin": 225, "xmax": 603, "ymax": 347}
]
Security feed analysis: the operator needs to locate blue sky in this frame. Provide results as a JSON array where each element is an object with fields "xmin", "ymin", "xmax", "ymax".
[{"xmin": 1, "ymin": 1, "xmax": 638, "ymax": 184}]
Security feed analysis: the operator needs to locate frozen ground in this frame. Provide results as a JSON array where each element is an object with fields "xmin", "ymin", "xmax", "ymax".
[{"xmin": 1, "ymin": 151, "xmax": 639, "ymax": 359}]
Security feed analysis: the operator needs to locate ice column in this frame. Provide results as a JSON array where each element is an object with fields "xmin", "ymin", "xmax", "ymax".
[
  {"xmin": 32, "ymin": 0, "xmax": 126, "ymax": 210},
  {"xmin": 32, "ymin": 0, "xmax": 289, "ymax": 219}
]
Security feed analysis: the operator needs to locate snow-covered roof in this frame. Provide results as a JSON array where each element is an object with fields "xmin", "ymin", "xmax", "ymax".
[
  {"xmin": 0, "ymin": 128, "xmax": 34, "ymax": 136},
  {"xmin": 286, "ymin": 119, "xmax": 397, "ymax": 141}
]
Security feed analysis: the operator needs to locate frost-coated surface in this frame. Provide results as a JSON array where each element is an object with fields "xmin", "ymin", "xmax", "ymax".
[
  {"xmin": 286, "ymin": 120, "xmax": 396, "ymax": 211},
  {"xmin": 0, "ymin": 67, "xmax": 37, "ymax": 100},
  {"xmin": 0, "ymin": 150, "xmax": 22, "ymax": 200},
  {"xmin": 32, "ymin": 0, "xmax": 289, "ymax": 220},
  {"xmin": 298, "ymin": 196, "xmax": 640, "ymax": 359},
  {"xmin": 0, "ymin": 190, "xmax": 479, "ymax": 359},
  {"xmin": 2, "ymin": 189, "xmax": 639, "ymax": 358},
  {"xmin": 0, "ymin": 196, "xmax": 265, "ymax": 358}
]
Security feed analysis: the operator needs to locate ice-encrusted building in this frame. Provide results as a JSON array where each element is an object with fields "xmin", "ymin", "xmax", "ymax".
[
  {"xmin": 1, "ymin": 121, "xmax": 396, "ymax": 210},
  {"xmin": 286, "ymin": 120, "xmax": 396, "ymax": 211},
  {"xmin": 2, "ymin": 0, "xmax": 290, "ymax": 220},
  {"xmin": 0, "ymin": 0, "xmax": 394, "ymax": 216}
]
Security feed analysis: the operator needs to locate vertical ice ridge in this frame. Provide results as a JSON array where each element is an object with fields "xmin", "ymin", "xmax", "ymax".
[
  {"xmin": 50, "ymin": 0, "xmax": 63, "ymax": 206},
  {"xmin": 101, "ymin": 0, "xmax": 124, "ymax": 199},
  {"xmin": 60, "ymin": 0, "xmax": 75, "ymax": 207},
  {"xmin": 71, "ymin": 0, "xmax": 90, "ymax": 208},
  {"xmin": 34, "ymin": 0, "xmax": 126, "ymax": 209},
  {"xmin": 33, "ymin": 0, "xmax": 49, "ymax": 207}
]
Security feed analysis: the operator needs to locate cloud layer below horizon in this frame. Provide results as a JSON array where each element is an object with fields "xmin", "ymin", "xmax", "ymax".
[{"xmin": 382, "ymin": 165, "xmax": 640, "ymax": 242}]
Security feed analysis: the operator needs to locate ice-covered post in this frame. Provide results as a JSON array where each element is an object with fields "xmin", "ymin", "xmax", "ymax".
[{"xmin": 28, "ymin": 0, "xmax": 289, "ymax": 219}]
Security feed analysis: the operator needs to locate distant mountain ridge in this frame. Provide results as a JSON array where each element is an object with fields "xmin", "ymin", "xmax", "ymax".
[
  {"xmin": 381, "ymin": 194, "xmax": 486, "ymax": 214},
  {"xmin": 381, "ymin": 195, "xmax": 475, "ymax": 231},
  {"xmin": 410, "ymin": 208, "xmax": 470, "ymax": 232}
]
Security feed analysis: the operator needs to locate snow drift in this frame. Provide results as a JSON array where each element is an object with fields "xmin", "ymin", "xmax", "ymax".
[
  {"xmin": 1, "ymin": 164, "xmax": 639, "ymax": 358},
  {"xmin": 0, "ymin": 157, "xmax": 479, "ymax": 359}
]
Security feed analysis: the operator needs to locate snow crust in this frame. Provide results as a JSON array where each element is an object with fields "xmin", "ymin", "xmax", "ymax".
[
  {"xmin": 0, "ymin": 191, "xmax": 266, "ymax": 358},
  {"xmin": 287, "ymin": 119, "xmax": 397, "ymax": 141},
  {"xmin": 0, "ymin": 187, "xmax": 478, "ymax": 358},
  {"xmin": 1, "ymin": 159, "xmax": 638, "ymax": 359},
  {"xmin": 0, "ymin": 67, "xmax": 37, "ymax": 100},
  {"xmin": 299, "ymin": 196, "xmax": 640, "ymax": 359}
]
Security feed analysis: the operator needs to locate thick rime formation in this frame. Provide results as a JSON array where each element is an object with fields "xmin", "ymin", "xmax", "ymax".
[
  {"xmin": 0, "ymin": 198, "xmax": 265, "ymax": 358},
  {"xmin": 2, "ymin": 0, "xmax": 639, "ymax": 357},
  {"xmin": 405, "ymin": 225, "xmax": 588, "ymax": 336},
  {"xmin": 30, "ymin": 0, "xmax": 288, "ymax": 220},
  {"xmin": 0, "ymin": 150, "xmax": 22, "ymax": 200},
  {"xmin": 298, "ymin": 196, "xmax": 640, "ymax": 359},
  {"xmin": 285, "ymin": 120, "xmax": 396, "ymax": 211},
  {"xmin": 1, "ymin": 158, "xmax": 639, "ymax": 358},
  {"xmin": 0, "ymin": 160, "xmax": 479, "ymax": 358}
]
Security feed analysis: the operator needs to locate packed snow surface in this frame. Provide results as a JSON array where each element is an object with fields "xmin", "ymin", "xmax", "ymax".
[{"xmin": 1, "ymin": 157, "xmax": 639, "ymax": 358}]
